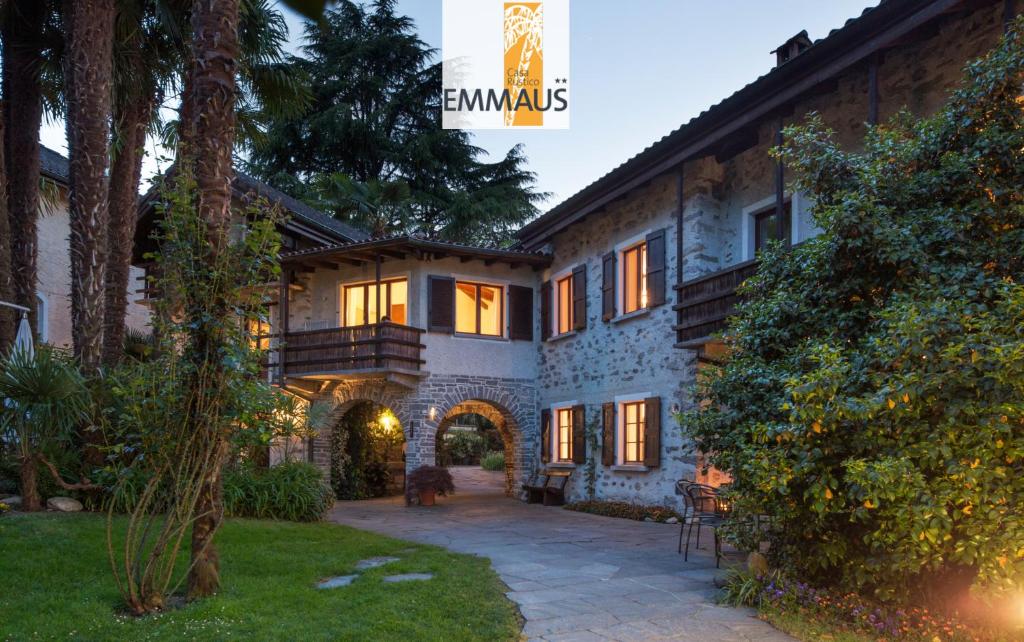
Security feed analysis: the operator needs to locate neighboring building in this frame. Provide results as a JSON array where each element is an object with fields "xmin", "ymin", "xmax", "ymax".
[
  {"xmin": 267, "ymin": 0, "xmax": 1017, "ymax": 505},
  {"xmin": 28, "ymin": 146, "xmax": 150, "ymax": 349}
]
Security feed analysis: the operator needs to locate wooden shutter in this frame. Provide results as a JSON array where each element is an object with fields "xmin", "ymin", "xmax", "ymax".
[
  {"xmin": 572, "ymin": 265, "xmax": 587, "ymax": 331},
  {"xmin": 540, "ymin": 408, "xmax": 551, "ymax": 464},
  {"xmin": 601, "ymin": 402, "xmax": 615, "ymax": 466},
  {"xmin": 601, "ymin": 252, "xmax": 616, "ymax": 321},
  {"xmin": 540, "ymin": 280, "xmax": 552, "ymax": 341},
  {"xmin": 508, "ymin": 285, "xmax": 533, "ymax": 341},
  {"xmin": 643, "ymin": 396, "xmax": 661, "ymax": 467},
  {"xmin": 646, "ymin": 229, "xmax": 666, "ymax": 307},
  {"xmin": 571, "ymin": 404, "xmax": 586, "ymax": 464},
  {"xmin": 427, "ymin": 276, "xmax": 454, "ymax": 333}
]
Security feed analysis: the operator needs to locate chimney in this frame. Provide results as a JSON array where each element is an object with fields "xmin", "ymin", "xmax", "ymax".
[{"xmin": 771, "ymin": 30, "xmax": 812, "ymax": 67}]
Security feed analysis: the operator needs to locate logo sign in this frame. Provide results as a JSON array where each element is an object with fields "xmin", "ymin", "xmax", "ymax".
[{"xmin": 442, "ymin": 0, "xmax": 570, "ymax": 130}]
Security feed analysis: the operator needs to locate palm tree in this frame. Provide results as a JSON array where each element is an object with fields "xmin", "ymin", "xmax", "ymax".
[
  {"xmin": 177, "ymin": 0, "xmax": 241, "ymax": 600},
  {"xmin": 65, "ymin": 0, "xmax": 116, "ymax": 373}
]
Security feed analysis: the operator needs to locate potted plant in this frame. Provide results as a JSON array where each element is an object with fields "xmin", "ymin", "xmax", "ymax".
[{"xmin": 405, "ymin": 465, "xmax": 455, "ymax": 506}]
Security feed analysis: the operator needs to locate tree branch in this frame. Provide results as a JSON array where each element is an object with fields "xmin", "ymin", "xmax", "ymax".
[{"xmin": 37, "ymin": 454, "xmax": 102, "ymax": 491}]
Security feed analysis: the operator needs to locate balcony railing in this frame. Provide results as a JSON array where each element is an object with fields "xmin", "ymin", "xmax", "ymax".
[
  {"xmin": 270, "ymin": 322, "xmax": 426, "ymax": 379},
  {"xmin": 673, "ymin": 259, "xmax": 759, "ymax": 347}
]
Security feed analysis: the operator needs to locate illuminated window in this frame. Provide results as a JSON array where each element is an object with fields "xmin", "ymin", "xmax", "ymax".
[
  {"xmin": 622, "ymin": 243, "xmax": 648, "ymax": 314},
  {"xmin": 342, "ymin": 278, "xmax": 408, "ymax": 326},
  {"xmin": 556, "ymin": 275, "xmax": 573, "ymax": 335},
  {"xmin": 753, "ymin": 201, "xmax": 792, "ymax": 253},
  {"xmin": 455, "ymin": 281, "xmax": 504, "ymax": 337},
  {"xmin": 247, "ymin": 316, "xmax": 271, "ymax": 351},
  {"xmin": 622, "ymin": 401, "xmax": 645, "ymax": 464},
  {"xmin": 555, "ymin": 407, "xmax": 573, "ymax": 462}
]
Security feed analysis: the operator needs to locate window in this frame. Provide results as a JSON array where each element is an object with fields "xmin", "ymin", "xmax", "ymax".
[
  {"xmin": 342, "ymin": 278, "xmax": 408, "ymax": 326},
  {"xmin": 455, "ymin": 281, "xmax": 504, "ymax": 337},
  {"xmin": 622, "ymin": 242, "xmax": 648, "ymax": 314},
  {"xmin": 247, "ymin": 316, "xmax": 271, "ymax": 351},
  {"xmin": 35, "ymin": 293, "xmax": 48, "ymax": 343},
  {"xmin": 753, "ymin": 200, "xmax": 792, "ymax": 253},
  {"xmin": 622, "ymin": 401, "xmax": 646, "ymax": 464},
  {"xmin": 555, "ymin": 406, "xmax": 573, "ymax": 462},
  {"xmin": 556, "ymin": 274, "xmax": 573, "ymax": 335}
]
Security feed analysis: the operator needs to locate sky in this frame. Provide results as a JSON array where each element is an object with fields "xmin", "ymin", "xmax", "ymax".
[{"xmin": 39, "ymin": 0, "xmax": 877, "ymax": 211}]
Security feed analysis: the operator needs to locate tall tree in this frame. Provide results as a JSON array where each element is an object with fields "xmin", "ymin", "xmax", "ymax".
[
  {"xmin": 177, "ymin": 0, "xmax": 240, "ymax": 600},
  {"xmin": 2, "ymin": 1, "xmax": 48, "ymax": 337},
  {"xmin": 65, "ymin": 0, "xmax": 116, "ymax": 373},
  {"xmin": 0, "ymin": 88, "xmax": 12, "ymax": 349},
  {"xmin": 246, "ymin": 0, "xmax": 544, "ymax": 244}
]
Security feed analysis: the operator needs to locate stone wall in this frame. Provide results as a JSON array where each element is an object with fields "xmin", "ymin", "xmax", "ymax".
[
  {"xmin": 540, "ymin": 174, "xmax": 699, "ymax": 507},
  {"xmin": 309, "ymin": 373, "xmax": 539, "ymax": 495}
]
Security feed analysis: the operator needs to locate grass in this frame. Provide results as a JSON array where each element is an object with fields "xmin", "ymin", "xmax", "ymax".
[
  {"xmin": 0, "ymin": 512, "xmax": 521, "ymax": 641},
  {"xmin": 760, "ymin": 607, "xmax": 880, "ymax": 642}
]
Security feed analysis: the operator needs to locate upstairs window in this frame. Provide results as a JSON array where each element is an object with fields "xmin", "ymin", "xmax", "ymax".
[
  {"xmin": 343, "ymin": 278, "xmax": 408, "ymax": 327},
  {"xmin": 556, "ymin": 274, "xmax": 573, "ymax": 335},
  {"xmin": 455, "ymin": 281, "xmax": 504, "ymax": 337},
  {"xmin": 753, "ymin": 200, "xmax": 792, "ymax": 253},
  {"xmin": 622, "ymin": 242, "xmax": 648, "ymax": 314}
]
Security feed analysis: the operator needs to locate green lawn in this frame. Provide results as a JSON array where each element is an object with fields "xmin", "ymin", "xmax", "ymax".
[{"xmin": 0, "ymin": 512, "xmax": 520, "ymax": 641}]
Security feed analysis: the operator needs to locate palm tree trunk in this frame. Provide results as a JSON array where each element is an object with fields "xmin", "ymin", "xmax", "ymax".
[
  {"xmin": 3, "ymin": 0, "xmax": 46, "ymax": 337},
  {"xmin": 180, "ymin": 0, "xmax": 240, "ymax": 600},
  {"xmin": 65, "ymin": 0, "xmax": 115, "ymax": 373},
  {"xmin": 102, "ymin": 94, "xmax": 151, "ymax": 366},
  {"xmin": 0, "ymin": 103, "xmax": 14, "ymax": 349},
  {"xmin": 19, "ymin": 454, "xmax": 41, "ymax": 512}
]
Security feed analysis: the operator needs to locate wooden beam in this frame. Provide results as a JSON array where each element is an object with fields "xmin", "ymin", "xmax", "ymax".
[
  {"xmin": 713, "ymin": 128, "xmax": 759, "ymax": 163},
  {"xmin": 867, "ymin": 52, "xmax": 880, "ymax": 125},
  {"xmin": 310, "ymin": 260, "xmax": 341, "ymax": 270}
]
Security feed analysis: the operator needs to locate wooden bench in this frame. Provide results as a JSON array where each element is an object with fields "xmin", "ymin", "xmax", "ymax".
[{"xmin": 521, "ymin": 469, "xmax": 573, "ymax": 506}]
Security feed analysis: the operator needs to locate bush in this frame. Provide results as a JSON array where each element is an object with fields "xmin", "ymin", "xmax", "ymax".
[
  {"xmin": 685, "ymin": 23, "xmax": 1024, "ymax": 603},
  {"xmin": 223, "ymin": 462, "xmax": 334, "ymax": 522},
  {"xmin": 480, "ymin": 451, "xmax": 504, "ymax": 471},
  {"xmin": 405, "ymin": 465, "xmax": 454, "ymax": 504},
  {"xmin": 564, "ymin": 500, "xmax": 682, "ymax": 523},
  {"xmin": 444, "ymin": 431, "xmax": 484, "ymax": 465}
]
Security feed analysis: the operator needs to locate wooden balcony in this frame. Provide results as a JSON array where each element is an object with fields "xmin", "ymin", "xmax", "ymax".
[
  {"xmin": 270, "ymin": 322, "xmax": 426, "ymax": 385},
  {"xmin": 673, "ymin": 259, "xmax": 759, "ymax": 348}
]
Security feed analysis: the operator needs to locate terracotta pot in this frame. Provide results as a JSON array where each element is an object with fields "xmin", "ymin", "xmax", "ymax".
[{"xmin": 418, "ymin": 490, "xmax": 436, "ymax": 506}]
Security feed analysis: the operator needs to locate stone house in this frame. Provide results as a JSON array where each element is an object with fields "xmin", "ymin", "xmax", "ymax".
[{"xmin": 268, "ymin": 0, "xmax": 1018, "ymax": 506}]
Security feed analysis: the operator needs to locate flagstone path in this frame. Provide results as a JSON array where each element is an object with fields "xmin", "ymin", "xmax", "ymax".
[{"xmin": 329, "ymin": 466, "xmax": 794, "ymax": 642}]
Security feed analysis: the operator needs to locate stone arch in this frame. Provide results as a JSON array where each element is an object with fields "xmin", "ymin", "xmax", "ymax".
[{"xmin": 413, "ymin": 376, "xmax": 539, "ymax": 498}]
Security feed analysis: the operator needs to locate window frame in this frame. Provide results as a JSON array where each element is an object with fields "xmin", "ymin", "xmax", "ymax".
[
  {"xmin": 454, "ymin": 279, "xmax": 506, "ymax": 338},
  {"xmin": 340, "ymin": 277, "xmax": 409, "ymax": 327},
  {"xmin": 35, "ymin": 292, "xmax": 48, "ymax": 343},
  {"xmin": 615, "ymin": 394, "xmax": 650, "ymax": 466},
  {"xmin": 551, "ymin": 403, "xmax": 576, "ymax": 463},
  {"xmin": 752, "ymin": 199, "xmax": 793, "ymax": 254},
  {"xmin": 620, "ymin": 241, "xmax": 648, "ymax": 315}
]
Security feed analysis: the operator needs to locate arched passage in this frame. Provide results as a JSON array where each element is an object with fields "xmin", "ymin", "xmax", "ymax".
[
  {"xmin": 436, "ymin": 400, "xmax": 517, "ymax": 495},
  {"xmin": 328, "ymin": 400, "xmax": 406, "ymax": 499}
]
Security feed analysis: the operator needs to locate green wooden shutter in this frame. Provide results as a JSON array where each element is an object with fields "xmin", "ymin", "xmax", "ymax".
[
  {"xmin": 571, "ymin": 404, "xmax": 586, "ymax": 464},
  {"xmin": 643, "ymin": 396, "xmax": 661, "ymax": 467},
  {"xmin": 572, "ymin": 265, "xmax": 587, "ymax": 331},
  {"xmin": 540, "ymin": 280, "xmax": 552, "ymax": 341},
  {"xmin": 601, "ymin": 252, "xmax": 616, "ymax": 321},
  {"xmin": 540, "ymin": 408, "xmax": 551, "ymax": 464},
  {"xmin": 645, "ymin": 229, "xmax": 666, "ymax": 307},
  {"xmin": 601, "ymin": 402, "xmax": 615, "ymax": 466}
]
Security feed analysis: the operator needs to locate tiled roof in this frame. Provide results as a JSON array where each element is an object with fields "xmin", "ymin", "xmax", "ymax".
[
  {"xmin": 233, "ymin": 172, "xmax": 369, "ymax": 243},
  {"xmin": 40, "ymin": 146, "xmax": 69, "ymax": 184},
  {"xmin": 517, "ymin": 0, "xmax": 908, "ymax": 245},
  {"xmin": 282, "ymin": 234, "xmax": 552, "ymax": 266}
]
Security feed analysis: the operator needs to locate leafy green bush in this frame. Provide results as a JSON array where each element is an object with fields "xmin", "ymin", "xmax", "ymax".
[
  {"xmin": 480, "ymin": 451, "xmax": 504, "ymax": 471},
  {"xmin": 684, "ymin": 22, "xmax": 1024, "ymax": 603},
  {"xmin": 223, "ymin": 462, "xmax": 334, "ymax": 522},
  {"xmin": 563, "ymin": 500, "xmax": 682, "ymax": 523},
  {"xmin": 443, "ymin": 431, "xmax": 484, "ymax": 465}
]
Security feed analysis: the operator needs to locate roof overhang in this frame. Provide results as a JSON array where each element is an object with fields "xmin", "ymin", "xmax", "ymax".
[
  {"xmin": 281, "ymin": 236, "xmax": 552, "ymax": 270},
  {"xmin": 516, "ymin": 0, "xmax": 972, "ymax": 249}
]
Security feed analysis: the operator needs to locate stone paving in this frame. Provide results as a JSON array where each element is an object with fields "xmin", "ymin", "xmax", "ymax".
[{"xmin": 329, "ymin": 467, "xmax": 793, "ymax": 642}]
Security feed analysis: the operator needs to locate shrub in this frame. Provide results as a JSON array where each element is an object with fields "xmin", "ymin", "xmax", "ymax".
[
  {"xmin": 480, "ymin": 451, "xmax": 504, "ymax": 471},
  {"xmin": 564, "ymin": 500, "xmax": 682, "ymax": 523},
  {"xmin": 444, "ymin": 430, "xmax": 484, "ymax": 465},
  {"xmin": 684, "ymin": 22, "xmax": 1024, "ymax": 603},
  {"xmin": 223, "ymin": 462, "xmax": 334, "ymax": 522},
  {"xmin": 405, "ymin": 465, "xmax": 455, "ymax": 504}
]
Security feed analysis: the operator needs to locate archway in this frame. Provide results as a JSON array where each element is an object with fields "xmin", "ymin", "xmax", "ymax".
[
  {"xmin": 434, "ymin": 399, "xmax": 521, "ymax": 497},
  {"xmin": 329, "ymin": 400, "xmax": 406, "ymax": 499}
]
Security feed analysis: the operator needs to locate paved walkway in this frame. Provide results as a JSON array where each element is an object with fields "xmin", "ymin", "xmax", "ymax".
[{"xmin": 329, "ymin": 467, "xmax": 792, "ymax": 642}]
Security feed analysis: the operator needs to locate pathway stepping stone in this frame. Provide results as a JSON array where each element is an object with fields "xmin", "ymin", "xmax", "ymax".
[
  {"xmin": 317, "ymin": 575, "xmax": 358, "ymax": 589},
  {"xmin": 355, "ymin": 556, "xmax": 399, "ymax": 570},
  {"xmin": 383, "ymin": 573, "xmax": 433, "ymax": 583}
]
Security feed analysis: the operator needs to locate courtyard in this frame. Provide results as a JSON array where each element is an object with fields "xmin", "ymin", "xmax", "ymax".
[{"xmin": 331, "ymin": 467, "xmax": 794, "ymax": 641}]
